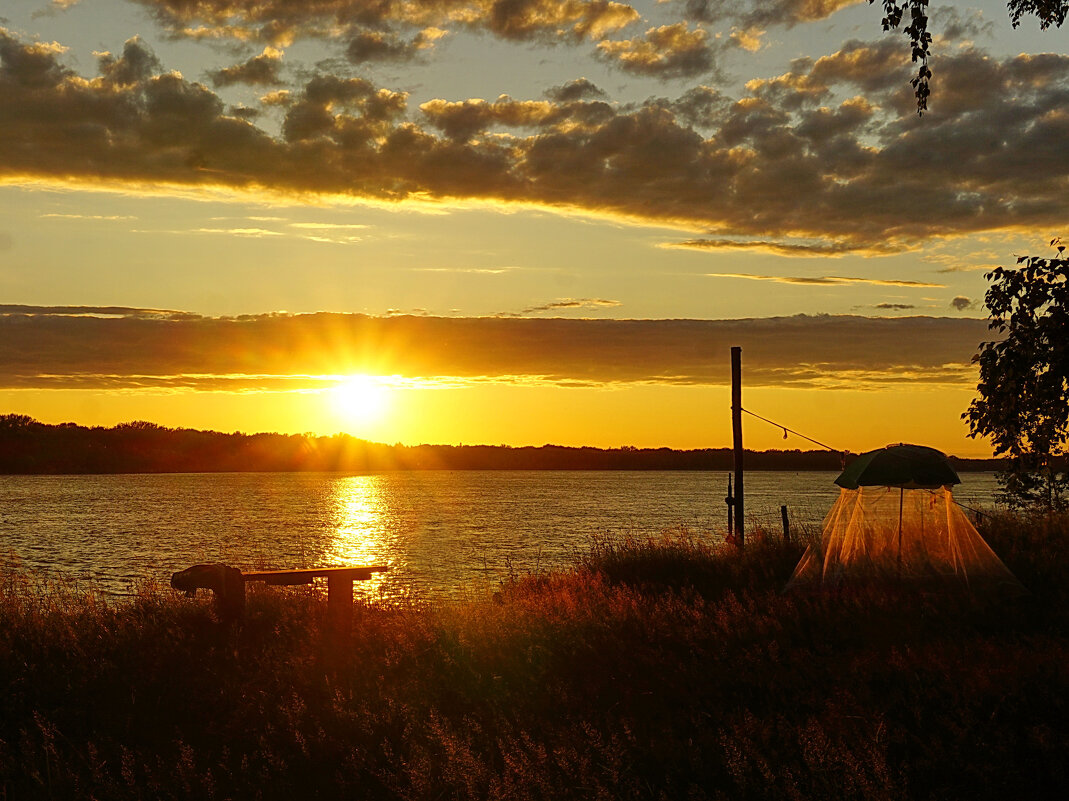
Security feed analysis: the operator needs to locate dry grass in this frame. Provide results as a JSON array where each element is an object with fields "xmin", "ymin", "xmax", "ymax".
[{"xmin": 1, "ymin": 517, "xmax": 1067, "ymax": 800}]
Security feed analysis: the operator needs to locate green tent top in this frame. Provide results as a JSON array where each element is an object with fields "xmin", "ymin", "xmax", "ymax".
[{"xmin": 835, "ymin": 444, "xmax": 961, "ymax": 490}]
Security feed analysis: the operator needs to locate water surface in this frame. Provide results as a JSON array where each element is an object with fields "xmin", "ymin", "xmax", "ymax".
[{"xmin": 0, "ymin": 470, "xmax": 1000, "ymax": 599}]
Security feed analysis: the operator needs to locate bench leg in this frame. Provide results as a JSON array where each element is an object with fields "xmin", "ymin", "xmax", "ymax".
[{"xmin": 326, "ymin": 575, "xmax": 353, "ymax": 635}]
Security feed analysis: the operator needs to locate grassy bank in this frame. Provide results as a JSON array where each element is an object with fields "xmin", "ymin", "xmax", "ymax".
[{"xmin": 2, "ymin": 516, "xmax": 1067, "ymax": 800}]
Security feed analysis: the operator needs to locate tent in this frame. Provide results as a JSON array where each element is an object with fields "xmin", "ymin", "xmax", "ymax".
[{"xmin": 786, "ymin": 444, "xmax": 1024, "ymax": 593}]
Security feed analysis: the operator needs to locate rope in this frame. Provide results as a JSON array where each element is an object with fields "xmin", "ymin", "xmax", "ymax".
[
  {"xmin": 949, "ymin": 496, "xmax": 988, "ymax": 518},
  {"xmin": 737, "ymin": 408, "xmax": 989, "ymax": 510},
  {"xmin": 735, "ymin": 408, "xmax": 998, "ymax": 531},
  {"xmin": 739, "ymin": 407, "xmax": 844, "ymax": 455},
  {"xmin": 919, "ymin": 488, "xmax": 990, "ymax": 519}
]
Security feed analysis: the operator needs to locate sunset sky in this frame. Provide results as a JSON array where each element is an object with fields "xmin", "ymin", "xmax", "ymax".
[{"xmin": 1, "ymin": 0, "xmax": 1066, "ymax": 457}]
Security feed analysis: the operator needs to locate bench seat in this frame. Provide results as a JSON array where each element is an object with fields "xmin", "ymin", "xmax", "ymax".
[
  {"xmin": 243, "ymin": 566, "xmax": 388, "ymax": 586},
  {"xmin": 171, "ymin": 563, "xmax": 389, "ymax": 626}
]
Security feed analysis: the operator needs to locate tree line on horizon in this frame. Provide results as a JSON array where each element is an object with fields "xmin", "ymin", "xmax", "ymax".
[{"xmin": 0, "ymin": 414, "xmax": 1005, "ymax": 475}]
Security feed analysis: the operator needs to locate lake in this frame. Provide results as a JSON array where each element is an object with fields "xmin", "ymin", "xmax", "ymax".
[{"xmin": 0, "ymin": 470, "xmax": 1001, "ymax": 599}]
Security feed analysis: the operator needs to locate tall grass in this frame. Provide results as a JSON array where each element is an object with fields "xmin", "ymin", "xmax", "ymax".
[{"xmin": 1, "ymin": 517, "xmax": 1066, "ymax": 800}]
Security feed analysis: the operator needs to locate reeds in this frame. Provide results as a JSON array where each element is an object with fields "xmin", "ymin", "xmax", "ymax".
[{"xmin": 1, "ymin": 516, "xmax": 1066, "ymax": 800}]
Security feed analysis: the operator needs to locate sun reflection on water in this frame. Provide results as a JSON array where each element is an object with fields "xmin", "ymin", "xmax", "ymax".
[{"xmin": 327, "ymin": 475, "xmax": 396, "ymax": 596}]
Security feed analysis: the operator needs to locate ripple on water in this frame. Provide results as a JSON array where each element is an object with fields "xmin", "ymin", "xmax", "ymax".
[{"xmin": 0, "ymin": 470, "xmax": 1001, "ymax": 598}]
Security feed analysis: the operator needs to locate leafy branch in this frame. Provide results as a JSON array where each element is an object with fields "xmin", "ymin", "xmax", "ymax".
[
  {"xmin": 872, "ymin": 0, "xmax": 1068, "ymax": 113},
  {"xmin": 964, "ymin": 239, "xmax": 1069, "ymax": 510}
]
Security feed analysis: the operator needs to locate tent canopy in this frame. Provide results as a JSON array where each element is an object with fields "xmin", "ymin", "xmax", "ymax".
[
  {"xmin": 835, "ymin": 443, "xmax": 960, "ymax": 490},
  {"xmin": 787, "ymin": 444, "xmax": 1024, "ymax": 594}
]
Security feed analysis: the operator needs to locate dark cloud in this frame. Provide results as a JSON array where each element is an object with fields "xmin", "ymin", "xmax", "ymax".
[
  {"xmin": 419, "ymin": 93, "xmax": 613, "ymax": 140},
  {"xmin": 950, "ymin": 296, "xmax": 974, "ymax": 311},
  {"xmin": 0, "ymin": 304, "xmax": 199, "ymax": 319},
  {"xmin": 420, "ymin": 96, "xmax": 554, "ymax": 141},
  {"xmin": 596, "ymin": 22, "xmax": 717, "ymax": 79},
  {"xmin": 0, "ymin": 33, "xmax": 68, "ymax": 88},
  {"xmin": 704, "ymin": 272, "xmax": 944, "ymax": 288},
  {"xmin": 544, "ymin": 77, "xmax": 606, "ymax": 102},
  {"xmin": 3, "ymin": 29, "xmax": 1069, "ymax": 250},
  {"xmin": 660, "ymin": 84, "xmax": 730, "ymax": 127},
  {"xmin": 97, "ymin": 36, "xmax": 161, "ymax": 86},
  {"xmin": 346, "ymin": 29, "xmax": 443, "ymax": 64},
  {"xmin": 0, "ymin": 310, "xmax": 992, "ymax": 390},
  {"xmin": 669, "ymin": 237, "xmax": 897, "ymax": 257},
  {"xmin": 679, "ymin": 0, "xmax": 862, "ymax": 28},
  {"xmin": 487, "ymin": 0, "xmax": 639, "ymax": 41},
  {"xmin": 281, "ymin": 74, "xmax": 408, "ymax": 143},
  {"xmin": 874, "ymin": 303, "xmax": 915, "ymax": 310},
  {"xmin": 515, "ymin": 297, "xmax": 621, "ymax": 315},
  {"xmin": 130, "ymin": 0, "xmax": 639, "ymax": 46},
  {"xmin": 932, "ymin": 6, "xmax": 997, "ymax": 43},
  {"xmin": 230, "ymin": 105, "xmax": 261, "ymax": 120},
  {"xmin": 208, "ymin": 48, "xmax": 284, "ymax": 87}
]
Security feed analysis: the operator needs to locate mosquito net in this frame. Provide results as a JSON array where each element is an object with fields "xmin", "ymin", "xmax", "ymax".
[{"xmin": 786, "ymin": 485, "xmax": 1024, "ymax": 593}]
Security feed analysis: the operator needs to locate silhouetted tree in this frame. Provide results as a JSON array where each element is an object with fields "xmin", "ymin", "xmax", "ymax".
[
  {"xmin": 965, "ymin": 239, "xmax": 1069, "ymax": 510},
  {"xmin": 875, "ymin": 0, "xmax": 1068, "ymax": 112}
]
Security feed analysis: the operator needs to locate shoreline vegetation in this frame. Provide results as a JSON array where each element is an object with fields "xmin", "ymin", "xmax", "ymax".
[
  {"xmin": 0, "ymin": 415, "xmax": 1006, "ymax": 475},
  {"xmin": 2, "ymin": 514, "xmax": 1067, "ymax": 799}
]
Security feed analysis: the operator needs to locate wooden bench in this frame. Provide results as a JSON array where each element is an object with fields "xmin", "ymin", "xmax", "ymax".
[
  {"xmin": 171, "ymin": 563, "xmax": 389, "ymax": 627},
  {"xmin": 244, "ymin": 566, "xmax": 388, "ymax": 629}
]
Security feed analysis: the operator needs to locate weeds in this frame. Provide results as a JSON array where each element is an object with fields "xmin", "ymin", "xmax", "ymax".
[{"xmin": 1, "ymin": 517, "xmax": 1066, "ymax": 800}]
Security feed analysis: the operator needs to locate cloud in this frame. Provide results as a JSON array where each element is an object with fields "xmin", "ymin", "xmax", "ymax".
[
  {"xmin": 130, "ymin": 0, "xmax": 640, "ymax": 46},
  {"xmin": 596, "ymin": 22, "xmax": 717, "ymax": 79},
  {"xmin": 0, "ymin": 310, "xmax": 992, "ymax": 391},
  {"xmin": 679, "ymin": 0, "xmax": 863, "ymax": 28},
  {"xmin": 0, "ymin": 309, "xmax": 994, "ymax": 390},
  {"xmin": 95, "ymin": 36, "xmax": 161, "ymax": 86},
  {"xmin": 280, "ymin": 73, "xmax": 408, "ymax": 143},
  {"xmin": 189, "ymin": 226, "xmax": 283, "ymax": 237},
  {"xmin": 544, "ymin": 78, "xmax": 607, "ymax": 102},
  {"xmin": 950, "ymin": 296, "xmax": 974, "ymax": 311},
  {"xmin": 516, "ymin": 297, "xmax": 622, "ymax": 315},
  {"xmin": 660, "ymin": 84, "xmax": 731, "ymax": 127},
  {"xmin": 874, "ymin": 303, "xmax": 915, "ymax": 310},
  {"xmin": 420, "ymin": 96, "xmax": 560, "ymax": 141},
  {"xmin": 703, "ymin": 273, "xmax": 945, "ymax": 288},
  {"xmin": 667, "ymin": 237, "xmax": 901, "ymax": 257},
  {"xmin": 729, "ymin": 26, "xmax": 765, "ymax": 53},
  {"xmin": 414, "ymin": 266, "xmax": 518, "ymax": 274},
  {"xmin": 419, "ymin": 92, "xmax": 615, "ymax": 141},
  {"xmin": 3, "ymin": 29, "xmax": 1069, "ymax": 251},
  {"xmin": 288, "ymin": 222, "xmax": 368, "ymax": 230},
  {"xmin": 208, "ymin": 47, "xmax": 283, "ymax": 87},
  {"xmin": 0, "ymin": 304, "xmax": 196, "ymax": 318},
  {"xmin": 131, "ymin": 222, "xmax": 365, "ymax": 244},
  {"xmin": 346, "ymin": 29, "xmax": 443, "ymax": 64},
  {"xmin": 40, "ymin": 213, "xmax": 137, "ymax": 221},
  {"xmin": 932, "ymin": 6, "xmax": 997, "ymax": 44}
]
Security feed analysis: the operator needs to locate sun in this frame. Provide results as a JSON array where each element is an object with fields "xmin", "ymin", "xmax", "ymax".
[{"xmin": 330, "ymin": 375, "xmax": 390, "ymax": 429}]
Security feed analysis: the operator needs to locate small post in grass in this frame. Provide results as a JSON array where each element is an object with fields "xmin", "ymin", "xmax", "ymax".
[
  {"xmin": 781, "ymin": 505, "xmax": 791, "ymax": 544},
  {"xmin": 326, "ymin": 573, "xmax": 354, "ymax": 636}
]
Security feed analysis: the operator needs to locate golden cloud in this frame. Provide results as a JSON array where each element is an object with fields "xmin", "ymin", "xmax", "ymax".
[
  {"xmin": 2, "ymin": 30, "xmax": 1069, "ymax": 250},
  {"xmin": 0, "ymin": 308, "xmax": 992, "ymax": 390},
  {"xmin": 130, "ymin": 0, "xmax": 640, "ymax": 46}
]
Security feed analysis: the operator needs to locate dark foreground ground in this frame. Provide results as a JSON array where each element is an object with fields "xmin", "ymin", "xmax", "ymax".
[{"xmin": 2, "ymin": 514, "xmax": 1066, "ymax": 800}]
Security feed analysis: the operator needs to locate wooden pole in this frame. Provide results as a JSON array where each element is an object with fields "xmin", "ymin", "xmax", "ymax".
[
  {"xmin": 731, "ymin": 346, "xmax": 744, "ymax": 547},
  {"xmin": 781, "ymin": 505, "xmax": 790, "ymax": 544},
  {"xmin": 726, "ymin": 474, "xmax": 733, "ymax": 537}
]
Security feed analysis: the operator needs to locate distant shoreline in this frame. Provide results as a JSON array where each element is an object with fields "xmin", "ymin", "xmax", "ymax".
[{"xmin": 1, "ymin": 414, "xmax": 1002, "ymax": 475}]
